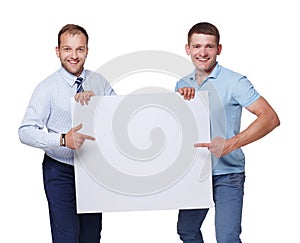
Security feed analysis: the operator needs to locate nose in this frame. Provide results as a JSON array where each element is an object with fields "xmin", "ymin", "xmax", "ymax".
[
  {"xmin": 198, "ymin": 47, "xmax": 207, "ymax": 56},
  {"xmin": 70, "ymin": 49, "xmax": 78, "ymax": 59}
]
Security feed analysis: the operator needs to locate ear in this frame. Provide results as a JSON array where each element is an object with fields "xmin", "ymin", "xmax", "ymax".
[
  {"xmin": 217, "ymin": 44, "xmax": 222, "ymax": 55},
  {"xmin": 55, "ymin": 46, "xmax": 60, "ymax": 58},
  {"xmin": 185, "ymin": 43, "xmax": 190, "ymax": 55},
  {"xmin": 85, "ymin": 47, "xmax": 89, "ymax": 58}
]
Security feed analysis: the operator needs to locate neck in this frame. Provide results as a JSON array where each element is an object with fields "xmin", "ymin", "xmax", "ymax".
[
  {"xmin": 195, "ymin": 72, "xmax": 208, "ymax": 85},
  {"xmin": 195, "ymin": 63, "xmax": 217, "ymax": 85}
]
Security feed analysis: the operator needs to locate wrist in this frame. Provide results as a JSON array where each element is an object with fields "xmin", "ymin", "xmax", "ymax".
[{"xmin": 61, "ymin": 133, "xmax": 66, "ymax": 147}]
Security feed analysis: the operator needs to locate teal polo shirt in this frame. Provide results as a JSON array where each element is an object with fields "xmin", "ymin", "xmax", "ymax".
[{"xmin": 175, "ymin": 63, "xmax": 260, "ymax": 175}]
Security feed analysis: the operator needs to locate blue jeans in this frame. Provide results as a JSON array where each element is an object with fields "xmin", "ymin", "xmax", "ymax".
[
  {"xmin": 43, "ymin": 154, "xmax": 102, "ymax": 243},
  {"xmin": 177, "ymin": 173, "xmax": 245, "ymax": 243}
]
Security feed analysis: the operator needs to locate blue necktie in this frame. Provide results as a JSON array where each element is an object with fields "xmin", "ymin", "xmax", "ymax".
[{"xmin": 75, "ymin": 77, "xmax": 84, "ymax": 93}]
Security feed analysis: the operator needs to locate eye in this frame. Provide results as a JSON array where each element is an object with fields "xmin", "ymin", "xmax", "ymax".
[
  {"xmin": 207, "ymin": 45, "xmax": 215, "ymax": 49},
  {"xmin": 78, "ymin": 48, "xmax": 84, "ymax": 52},
  {"xmin": 192, "ymin": 44, "xmax": 201, "ymax": 49}
]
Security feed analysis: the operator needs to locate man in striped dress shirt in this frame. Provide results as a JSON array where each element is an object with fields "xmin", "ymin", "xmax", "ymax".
[{"xmin": 19, "ymin": 24, "xmax": 115, "ymax": 243}]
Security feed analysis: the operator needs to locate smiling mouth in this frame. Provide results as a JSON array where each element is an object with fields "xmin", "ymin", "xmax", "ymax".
[
  {"xmin": 196, "ymin": 57, "xmax": 209, "ymax": 62},
  {"xmin": 68, "ymin": 60, "xmax": 80, "ymax": 65}
]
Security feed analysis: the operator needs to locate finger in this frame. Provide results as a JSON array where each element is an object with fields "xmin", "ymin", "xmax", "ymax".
[
  {"xmin": 183, "ymin": 89, "xmax": 189, "ymax": 100},
  {"xmin": 186, "ymin": 88, "xmax": 193, "ymax": 100},
  {"xmin": 191, "ymin": 88, "xmax": 195, "ymax": 98},
  {"xmin": 188, "ymin": 88, "xmax": 195, "ymax": 99},
  {"xmin": 185, "ymin": 88, "xmax": 195, "ymax": 100},
  {"xmin": 194, "ymin": 143, "xmax": 210, "ymax": 148},
  {"xmin": 80, "ymin": 98, "xmax": 85, "ymax": 105},
  {"xmin": 82, "ymin": 134, "xmax": 96, "ymax": 141},
  {"xmin": 73, "ymin": 123, "xmax": 83, "ymax": 132},
  {"xmin": 74, "ymin": 93, "xmax": 80, "ymax": 102},
  {"xmin": 84, "ymin": 95, "xmax": 90, "ymax": 105},
  {"xmin": 183, "ymin": 89, "xmax": 188, "ymax": 100}
]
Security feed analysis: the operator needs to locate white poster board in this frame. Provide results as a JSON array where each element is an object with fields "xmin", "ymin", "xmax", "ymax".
[{"xmin": 73, "ymin": 91, "xmax": 213, "ymax": 212}]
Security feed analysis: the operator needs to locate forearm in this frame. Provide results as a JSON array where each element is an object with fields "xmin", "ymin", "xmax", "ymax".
[
  {"xmin": 229, "ymin": 107, "xmax": 280, "ymax": 151},
  {"xmin": 18, "ymin": 125, "xmax": 60, "ymax": 149}
]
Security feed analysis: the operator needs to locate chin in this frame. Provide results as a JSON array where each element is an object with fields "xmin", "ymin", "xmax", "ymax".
[{"xmin": 64, "ymin": 65, "xmax": 82, "ymax": 76}]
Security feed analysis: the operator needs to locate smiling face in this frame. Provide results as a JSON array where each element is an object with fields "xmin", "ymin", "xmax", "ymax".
[
  {"xmin": 55, "ymin": 32, "xmax": 88, "ymax": 77},
  {"xmin": 185, "ymin": 33, "xmax": 222, "ymax": 79}
]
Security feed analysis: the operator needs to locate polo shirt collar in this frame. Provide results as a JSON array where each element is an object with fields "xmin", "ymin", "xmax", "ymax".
[{"xmin": 189, "ymin": 62, "xmax": 221, "ymax": 87}]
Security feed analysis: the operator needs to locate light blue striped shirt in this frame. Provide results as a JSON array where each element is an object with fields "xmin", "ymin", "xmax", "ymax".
[
  {"xmin": 175, "ymin": 63, "xmax": 260, "ymax": 175},
  {"xmin": 19, "ymin": 66, "xmax": 116, "ymax": 165}
]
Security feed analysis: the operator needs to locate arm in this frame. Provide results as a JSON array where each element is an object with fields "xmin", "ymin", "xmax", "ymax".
[
  {"xmin": 195, "ymin": 96, "xmax": 280, "ymax": 157},
  {"xmin": 18, "ymin": 86, "xmax": 58, "ymax": 149},
  {"xmin": 19, "ymin": 87, "xmax": 95, "ymax": 150}
]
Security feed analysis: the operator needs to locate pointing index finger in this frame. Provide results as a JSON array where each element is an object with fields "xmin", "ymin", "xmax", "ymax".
[
  {"xmin": 194, "ymin": 143, "xmax": 210, "ymax": 148},
  {"xmin": 82, "ymin": 134, "xmax": 96, "ymax": 141}
]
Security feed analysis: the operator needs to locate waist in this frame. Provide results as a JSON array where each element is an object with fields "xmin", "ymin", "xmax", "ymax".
[
  {"xmin": 43, "ymin": 153, "xmax": 74, "ymax": 168},
  {"xmin": 45, "ymin": 148, "xmax": 74, "ymax": 166}
]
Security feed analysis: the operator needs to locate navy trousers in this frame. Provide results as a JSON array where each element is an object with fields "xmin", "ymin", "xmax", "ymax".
[{"xmin": 42, "ymin": 154, "xmax": 102, "ymax": 243}]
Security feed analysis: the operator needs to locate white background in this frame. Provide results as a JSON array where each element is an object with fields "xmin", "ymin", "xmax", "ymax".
[{"xmin": 1, "ymin": 0, "xmax": 298, "ymax": 242}]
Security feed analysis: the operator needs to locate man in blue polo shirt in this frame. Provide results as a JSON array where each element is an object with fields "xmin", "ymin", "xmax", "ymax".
[{"xmin": 176, "ymin": 22, "xmax": 280, "ymax": 243}]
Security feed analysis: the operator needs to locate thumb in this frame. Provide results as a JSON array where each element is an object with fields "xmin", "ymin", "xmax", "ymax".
[
  {"xmin": 73, "ymin": 123, "xmax": 83, "ymax": 132},
  {"xmin": 177, "ymin": 88, "xmax": 184, "ymax": 95}
]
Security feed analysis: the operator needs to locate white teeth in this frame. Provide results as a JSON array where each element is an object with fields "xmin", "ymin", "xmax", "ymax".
[{"xmin": 196, "ymin": 57, "xmax": 207, "ymax": 61}]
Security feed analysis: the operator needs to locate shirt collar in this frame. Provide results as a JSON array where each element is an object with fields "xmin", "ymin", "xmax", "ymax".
[{"xmin": 59, "ymin": 66, "xmax": 86, "ymax": 87}]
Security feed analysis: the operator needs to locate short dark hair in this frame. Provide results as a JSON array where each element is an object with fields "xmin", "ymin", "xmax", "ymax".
[
  {"xmin": 187, "ymin": 22, "xmax": 220, "ymax": 45},
  {"xmin": 58, "ymin": 24, "xmax": 89, "ymax": 47}
]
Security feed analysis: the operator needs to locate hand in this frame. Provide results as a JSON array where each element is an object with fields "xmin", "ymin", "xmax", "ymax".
[
  {"xmin": 75, "ymin": 90, "xmax": 95, "ymax": 105},
  {"xmin": 65, "ymin": 123, "xmax": 95, "ymax": 150},
  {"xmin": 177, "ymin": 87, "xmax": 195, "ymax": 100},
  {"xmin": 194, "ymin": 136, "xmax": 237, "ymax": 158}
]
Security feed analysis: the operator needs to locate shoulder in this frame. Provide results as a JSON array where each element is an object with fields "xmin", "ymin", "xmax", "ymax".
[
  {"xmin": 217, "ymin": 65, "xmax": 245, "ymax": 80},
  {"xmin": 220, "ymin": 66, "xmax": 260, "ymax": 106},
  {"xmin": 85, "ymin": 70, "xmax": 109, "ymax": 84},
  {"xmin": 27, "ymin": 70, "xmax": 60, "ymax": 104},
  {"xmin": 175, "ymin": 72, "xmax": 196, "ymax": 90},
  {"xmin": 84, "ymin": 70, "xmax": 115, "ymax": 95},
  {"xmin": 34, "ymin": 70, "xmax": 60, "ymax": 93},
  {"xmin": 215, "ymin": 65, "xmax": 252, "ymax": 90}
]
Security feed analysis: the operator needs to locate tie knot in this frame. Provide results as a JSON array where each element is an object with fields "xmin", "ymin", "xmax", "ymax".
[
  {"xmin": 75, "ymin": 77, "xmax": 83, "ymax": 84},
  {"xmin": 75, "ymin": 77, "xmax": 84, "ymax": 93}
]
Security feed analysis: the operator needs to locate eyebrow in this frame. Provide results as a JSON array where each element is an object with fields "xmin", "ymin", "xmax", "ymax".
[
  {"xmin": 60, "ymin": 45, "xmax": 87, "ymax": 49},
  {"xmin": 191, "ymin": 43, "xmax": 217, "ymax": 47}
]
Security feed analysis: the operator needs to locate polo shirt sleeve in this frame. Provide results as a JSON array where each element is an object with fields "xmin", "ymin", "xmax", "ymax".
[
  {"xmin": 233, "ymin": 76, "xmax": 260, "ymax": 107},
  {"xmin": 175, "ymin": 75, "xmax": 196, "ymax": 91}
]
